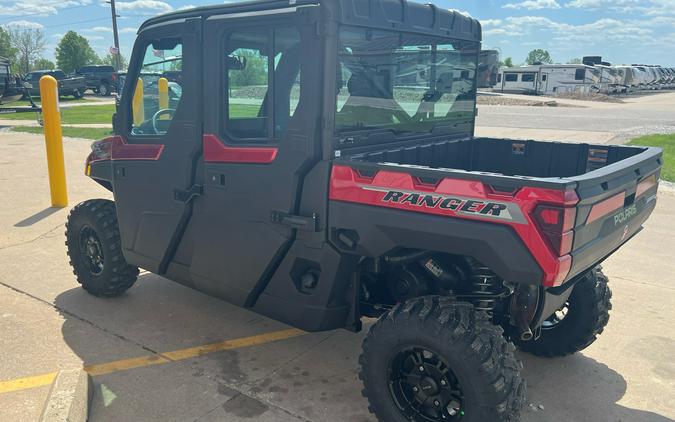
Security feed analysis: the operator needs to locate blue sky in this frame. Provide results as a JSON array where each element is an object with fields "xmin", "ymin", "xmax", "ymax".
[{"xmin": 1, "ymin": 0, "xmax": 674, "ymax": 66}]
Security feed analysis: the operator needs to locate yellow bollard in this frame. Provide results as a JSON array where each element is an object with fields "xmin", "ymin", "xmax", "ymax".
[
  {"xmin": 132, "ymin": 77, "xmax": 144, "ymax": 126},
  {"xmin": 39, "ymin": 75, "xmax": 68, "ymax": 208},
  {"xmin": 158, "ymin": 77, "xmax": 169, "ymax": 119}
]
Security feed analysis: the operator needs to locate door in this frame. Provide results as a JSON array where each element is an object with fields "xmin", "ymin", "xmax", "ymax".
[
  {"xmin": 112, "ymin": 18, "xmax": 202, "ymax": 274},
  {"xmin": 189, "ymin": 11, "xmax": 322, "ymax": 306}
]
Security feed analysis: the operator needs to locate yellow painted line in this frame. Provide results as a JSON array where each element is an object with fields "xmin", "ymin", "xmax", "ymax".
[
  {"xmin": 162, "ymin": 328, "xmax": 305, "ymax": 361},
  {"xmin": 0, "ymin": 372, "xmax": 57, "ymax": 394},
  {"xmin": 0, "ymin": 328, "xmax": 306, "ymax": 395},
  {"xmin": 84, "ymin": 355, "xmax": 171, "ymax": 377}
]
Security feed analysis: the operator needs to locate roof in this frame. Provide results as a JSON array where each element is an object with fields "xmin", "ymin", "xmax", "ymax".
[{"xmin": 139, "ymin": 0, "xmax": 481, "ymax": 41}]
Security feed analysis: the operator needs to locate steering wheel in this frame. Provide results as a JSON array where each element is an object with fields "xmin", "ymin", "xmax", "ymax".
[{"xmin": 151, "ymin": 108, "xmax": 176, "ymax": 134}]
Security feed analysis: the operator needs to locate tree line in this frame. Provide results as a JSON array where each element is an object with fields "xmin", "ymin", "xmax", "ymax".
[
  {"xmin": 499, "ymin": 49, "xmax": 582, "ymax": 68},
  {"xmin": 0, "ymin": 27, "xmax": 127, "ymax": 75}
]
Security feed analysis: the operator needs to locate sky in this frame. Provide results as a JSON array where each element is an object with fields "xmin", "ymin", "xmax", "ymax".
[{"xmin": 0, "ymin": 0, "xmax": 674, "ymax": 67}]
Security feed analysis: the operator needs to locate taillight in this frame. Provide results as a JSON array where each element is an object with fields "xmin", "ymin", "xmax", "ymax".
[
  {"xmin": 112, "ymin": 73, "xmax": 117, "ymax": 82},
  {"xmin": 533, "ymin": 205, "xmax": 576, "ymax": 256}
]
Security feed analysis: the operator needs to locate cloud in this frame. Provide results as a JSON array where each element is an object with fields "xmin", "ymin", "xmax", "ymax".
[
  {"xmin": 0, "ymin": 0, "xmax": 91, "ymax": 17},
  {"xmin": 119, "ymin": 27, "xmax": 137, "ymax": 33},
  {"xmin": 85, "ymin": 35, "xmax": 105, "ymax": 41},
  {"xmin": 3, "ymin": 20, "xmax": 45, "ymax": 30},
  {"xmin": 114, "ymin": 0, "xmax": 172, "ymax": 13},
  {"xmin": 86, "ymin": 26, "xmax": 111, "ymax": 33},
  {"xmin": 504, "ymin": 0, "xmax": 561, "ymax": 10},
  {"xmin": 176, "ymin": 4, "xmax": 197, "ymax": 10},
  {"xmin": 481, "ymin": 19, "xmax": 503, "ymax": 27},
  {"xmin": 567, "ymin": 0, "xmax": 675, "ymax": 15},
  {"xmin": 449, "ymin": 9, "xmax": 472, "ymax": 17}
]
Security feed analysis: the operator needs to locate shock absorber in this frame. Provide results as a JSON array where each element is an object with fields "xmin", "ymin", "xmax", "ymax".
[{"xmin": 465, "ymin": 258, "xmax": 503, "ymax": 312}]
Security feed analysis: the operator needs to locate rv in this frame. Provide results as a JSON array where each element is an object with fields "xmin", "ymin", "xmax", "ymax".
[
  {"xmin": 477, "ymin": 50, "xmax": 500, "ymax": 88},
  {"xmin": 497, "ymin": 64, "xmax": 595, "ymax": 95}
]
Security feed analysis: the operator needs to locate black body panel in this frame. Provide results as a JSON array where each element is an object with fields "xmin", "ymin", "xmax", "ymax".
[{"xmin": 330, "ymin": 200, "xmax": 544, "ymax": 284}]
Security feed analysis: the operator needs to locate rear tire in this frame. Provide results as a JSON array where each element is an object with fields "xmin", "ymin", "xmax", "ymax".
[
  {"xmin": 360, "ymin": 296, "xmax": 526, "ymax": 422},
  {"xmin": 98, "ymin": 82, "xmax": 109, "ymax": 96},
  {"xmin": 66, "ymin": 199, "xmax": 139, "ymax": 297},
  {"xmin": 515, "ymin": 267, "xmax": 611, "ymax": 357}
]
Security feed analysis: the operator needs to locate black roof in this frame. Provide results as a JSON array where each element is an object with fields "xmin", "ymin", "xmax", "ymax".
[{"xmin": 140, "ymin": 0, "xmax": 481, "ymax": 41}]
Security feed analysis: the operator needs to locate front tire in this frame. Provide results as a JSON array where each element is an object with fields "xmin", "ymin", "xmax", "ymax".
[
  {"xmin": 360, "ymin": 296, "xmax": 525, "ymax": 422},
  {"xmin": 515, "ymin": 267, "xmax": 611, "ymax": 357},
  {"xmin": 66, "ymin": 199, "xmax": 139, "ymax": 297}
]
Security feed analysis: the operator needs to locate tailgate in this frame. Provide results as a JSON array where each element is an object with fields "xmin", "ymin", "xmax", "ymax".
[{"xmin": 567, "ymin": 146, "xmax": 662, "ymax": 280}]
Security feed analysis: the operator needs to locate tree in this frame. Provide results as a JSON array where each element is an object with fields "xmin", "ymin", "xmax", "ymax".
[
  {"xmin": 0, "ymin": 27, "xmax": 17, "ymax": 65},
  {"xmin": 567, "ymin": 58, "xmax": 582, "ymax": 64},
  {"xmin": 101, "ymin": 53, "xmax": 128, "ymax": 71},
  {"xmin": 229, "ymin": 49, "xmax": 267, "ymax": 87},
  {"xmin": 32, "ymin": 58, "xmax": 55, "ymax": 70},
  {"xmin": 526, "ymin": 49, "xmax": 553, "ymax": 65},
  {"xmin": 55, "ymin": 31, "xmax": 99, "ymax": 74},
  {"xmin": 9, "ymin": 28, "xmax": 45, "ymax": 74},
  {"xmin": 501, "ymin": 57, "xmax": 514, "ymax": 68}
]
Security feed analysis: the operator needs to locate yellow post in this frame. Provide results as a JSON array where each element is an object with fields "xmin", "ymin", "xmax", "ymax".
[
  {"xmin": 39, "ymin": 75, "xmax": 68, "ymax": 208},
  {"xmin": 158, "ymin": 77, "xmax": 169, "ymax": 119},
  {"xmin": 132, "ymin": 77, "xmax": 144, "ymax": 126}
]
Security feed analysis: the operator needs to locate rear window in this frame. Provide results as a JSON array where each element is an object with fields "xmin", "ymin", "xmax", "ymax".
[
  {"xmin": 521, "ymin": 73, "xmax": 535, "ymax": 82},
  {"xmin": 504, "ymin": 73, "xmax": 518, "ymax": 82},
  {"xmin": 575, "ymin": 69, "xmax": 585, "ymax": 80},
  {"xmin": 97, "ymin": 66, "xmax": 115, "ymax": 72},
  {"xmin": 52, "ymin": 71, "xmax": 66, "ymax": 79}
]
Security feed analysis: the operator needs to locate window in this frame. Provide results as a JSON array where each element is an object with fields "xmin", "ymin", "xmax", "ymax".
[
  {"xmin": 225, "ymin": 27, "xmax": 301, "ymax": 141},
  {"xmin": 497, "ymin": 74, "xmax": 502, "ymax": 83},
  {"xmin": 541, "ymin": 74, "xmax": 548, "ymax": 82},
  {"xmin": 335, "ymin": 27, "xmax": 478, "ymax": 136},
  {"xmin": 575, "ymin": 68, "xmax": 586, "ymax": 81},
  {"xmin": 130, "ymin": 38, "xmax": 183, "ymax": 136},
  {"xmin": 521, "ymin": 73, "xmax": 535, "ymax": 82},
  {"xmin": 505, "ymin": 73, "xmax": 518, "ymax": 82}
]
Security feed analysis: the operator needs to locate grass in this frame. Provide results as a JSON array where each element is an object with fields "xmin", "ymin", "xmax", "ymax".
[
  {"xmin": 0, "ymin": 104, "xmax": 115, "ymax": 124},
  {"xmin": 11, "ymin": 126, "xmax": 114, "ymax": 140},
  {"xmin": 10, "ymin": 97, "xmax": 96, "ymax": 106},
  {"xmin": 628, "ymin": 133, "xmax": 674, "ymax": 182}
]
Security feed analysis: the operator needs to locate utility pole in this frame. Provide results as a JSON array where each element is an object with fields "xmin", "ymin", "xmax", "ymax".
[{"xmin": 108, "ymin": 0, "xmax": 122, "ymax": 71}]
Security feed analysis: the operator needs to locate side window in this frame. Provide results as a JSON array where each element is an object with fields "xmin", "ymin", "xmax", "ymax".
[
  {"xmin": 521, "ymin": 73, "xmax": 535, "ymax": 82},
  {"xmin": 505, "ymin": 73, "xmax": 518, "ymax": 82},
  {"xmin": 541, "ymin": 74, "xmax": 548, "ymax": 81},
  {"xmin": 224, "ymin": 26, "xmax": 301, "ymax": 142},
  {"xmin": 130, "ymin": 38, "xmax": 183, "ymax": 136},
  {"xmin": 575, "ymin": 69, "xmax": 585, "ymax": 81}
]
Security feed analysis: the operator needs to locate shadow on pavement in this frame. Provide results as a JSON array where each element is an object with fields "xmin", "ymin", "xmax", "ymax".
[
  {"xmin": 53, "ymin": 277, "xmax": 673, "ymax": 422},
  {"xmin": 14, "ymin": 207, "xmax": 64, "ymax": 227}
]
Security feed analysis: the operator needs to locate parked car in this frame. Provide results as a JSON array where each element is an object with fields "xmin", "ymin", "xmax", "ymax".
[
  {"xmin": 23, "ymin": 69, "xmax": 86, "ymax": 99},
  {"xmin": 69, "ymin": 1, "xmax": 662, "ymax": 421},
  {"xmin": 75, "ymin": 65, "xmax": 119, "ymax": 96}
]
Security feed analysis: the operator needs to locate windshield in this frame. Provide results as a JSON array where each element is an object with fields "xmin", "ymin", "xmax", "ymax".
[{"xmin": 336, "ymin": 27, "xmax": 478, "ymax": 135}]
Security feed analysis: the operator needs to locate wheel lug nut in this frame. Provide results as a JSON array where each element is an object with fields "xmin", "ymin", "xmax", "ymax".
[
  {"xmin": 434, "ymin": 400, "xmax": 440, "ymax": 407},
  {"xmin": 412, "ymin": 386, "xmax": 418, "ymax": 392},
  {"xmin": 419, "ymin": 366, "xmax": 424, "ymax": 372},
  {"xmin": 440, "ymin": 380, "xmax": 447, "ymax": 386}
]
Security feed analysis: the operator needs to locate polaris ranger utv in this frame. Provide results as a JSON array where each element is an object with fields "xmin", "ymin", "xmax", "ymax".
[{"xmin": 66, "ymin": 0, "xmax": 662, "ymax": 420}]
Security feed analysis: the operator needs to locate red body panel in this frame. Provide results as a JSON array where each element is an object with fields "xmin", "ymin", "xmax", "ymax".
[
  {"xmin": 86, "ymin": 136, "xmax": 164, "ymax": 167},
  {"xmin": 203, "ymin": 134, "xmax": 278, "ymax": 164},
  {"xmin": 329, "ymin": 164, "xmax": 579, "ymax": 287}
]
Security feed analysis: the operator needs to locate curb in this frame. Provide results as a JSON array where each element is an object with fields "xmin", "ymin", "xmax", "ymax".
[{"xmin": 39, "ymin": 369, "xmax": 92, "ymax": 422}]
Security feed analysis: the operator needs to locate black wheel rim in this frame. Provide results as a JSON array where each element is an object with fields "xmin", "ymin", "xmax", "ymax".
[
  {"xmin": 78, "ymin": 226, "xmax": 104, "ymax": 275},
  {"xmin": 388, "ymin": 347, "xmax": 465, "ymax": 421},
  {"xmin": 541, "ymin": 302, "xmax": 569, "ymax": 330}
]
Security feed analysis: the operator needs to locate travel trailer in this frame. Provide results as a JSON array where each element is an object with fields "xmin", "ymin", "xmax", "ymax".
[{"xmin": 477, "ymin": 49, "xmax": 499, "ymax": 88}]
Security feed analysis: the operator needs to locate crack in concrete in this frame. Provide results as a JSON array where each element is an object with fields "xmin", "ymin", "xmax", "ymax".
[
  {"xmin": 610, "ymin": 275, "xmax": 675, "ymax": 291},
  {"xmin": 0, "ymin": 223, "xmax": 65, "ymax": 251},
  {"xmin": 0, "ymin": 281, "xmax": 162, "ymax": 356}
]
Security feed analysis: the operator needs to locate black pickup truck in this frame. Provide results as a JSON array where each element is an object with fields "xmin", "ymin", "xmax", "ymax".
[
  {"xmin": 24, "ymin": 69, "xmax": 86, "ymax": 98},
  {"xmin": 75, "ymin": 65, "xmax": 119, "ymax": 96},
  {"xmin": 67, "ymin": 1, "xmax": 662, "ymax": 420}
]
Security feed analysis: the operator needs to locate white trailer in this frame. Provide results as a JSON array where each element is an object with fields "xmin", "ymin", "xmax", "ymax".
[{"xmin": 497, "ymin": 64, "xmax": 595, "ymax": 95}]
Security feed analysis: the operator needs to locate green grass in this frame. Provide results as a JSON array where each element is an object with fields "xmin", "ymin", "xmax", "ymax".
[
  {"xmin": 10, "ymin": 97, "xmax": 95, "ymax": 106},
  {"xmin": 628, "ymin": 133, "xmax": 674, "ymax": 182},
  {"xmin": 11, "ymin": 126, "xmax": 114, "ymax": 140},
  {"xmin": 229, "ymin": 103, "xmax": 263, "ymax": 118},
  {"xmin": 0, "ymin": 104, "xmax": 115, "ymax": 124}
]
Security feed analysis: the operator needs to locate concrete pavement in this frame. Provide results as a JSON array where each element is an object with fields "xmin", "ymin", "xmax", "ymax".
[{"xmin": 0, "ymin": 132, "xmax": 674, "ymax": 422}]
